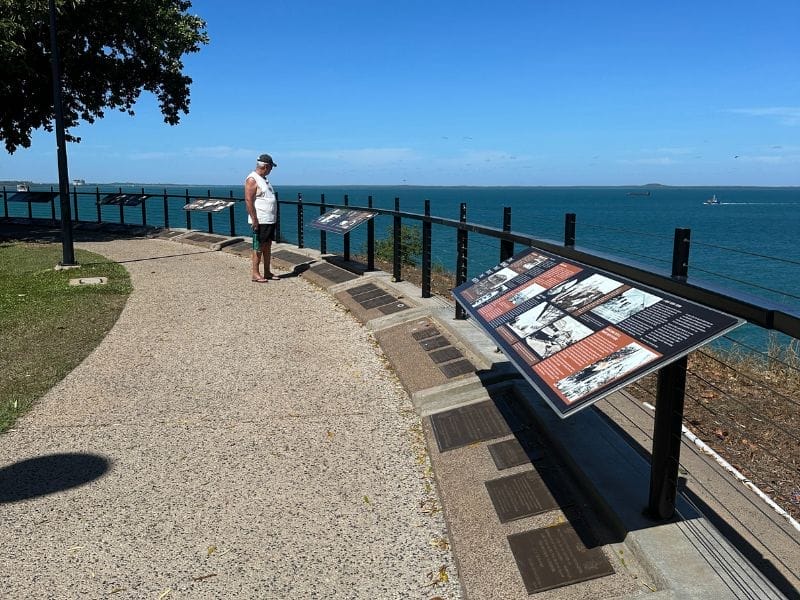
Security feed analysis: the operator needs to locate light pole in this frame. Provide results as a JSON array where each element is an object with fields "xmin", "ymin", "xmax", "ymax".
[{"xmin": 48, "ymin": 0, "xmax": 76, "ymax": 266}]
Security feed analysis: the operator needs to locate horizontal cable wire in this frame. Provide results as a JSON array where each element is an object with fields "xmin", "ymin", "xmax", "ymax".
[
  {"xmin": 690, "ymin": 239, "xmax": 800, "ymax": 268},
  {"xmin": 574, "ymin": 241, "xmax": 671, "ymax": 266},
  {"xmin": 719, "ymin": 335, "xmax": 800, "ymax": 376},
  {"xmin": 695, "ymin": 347, "xmax": 800, "ymax": 410},
  {"xmin": 685, "ymin": 367, "xmax": 800, "ymax": 444},
  {"xmin": 682, "ymin": 390, "xmax": 799, "ymax": 485},
  {"xmin": 688, "ymin": 265, "xmax": 800, "ymax": 301},
  {"xmin": 579, "ymin": 221, "xmax": 675, "ymax": 240}
]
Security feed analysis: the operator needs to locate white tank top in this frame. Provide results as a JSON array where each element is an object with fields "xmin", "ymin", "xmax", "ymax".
[{"xmin": 246, "ymin": 170, "xmax": 277, "ymax": 224}]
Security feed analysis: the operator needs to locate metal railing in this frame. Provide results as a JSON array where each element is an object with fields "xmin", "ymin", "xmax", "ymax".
[{"xmin": 4, "ymin": 185, "xmax": 800, "ymax": 522}]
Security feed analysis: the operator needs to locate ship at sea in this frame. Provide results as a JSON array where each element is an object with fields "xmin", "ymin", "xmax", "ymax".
[
  {"xmin": 627, "ymin": 191, "xmax": 651, "ymax": 197},
  {"xmin": 704, "ymin": 194, "xmax": 720, "ymax": 205}
]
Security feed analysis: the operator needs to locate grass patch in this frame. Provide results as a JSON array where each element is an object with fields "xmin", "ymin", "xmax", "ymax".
[{"xmin": 0, "ymin": 242, "xmax": 132, "ymax": 433}]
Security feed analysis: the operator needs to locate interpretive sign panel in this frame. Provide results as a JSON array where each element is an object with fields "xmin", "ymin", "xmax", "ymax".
[
  {"xmin": 98, "ymin": 193, "xmax": 150, "ymax": 206},
  {"xmin": 7, "ymin": 191, "xmax": 57, "ymax": 203},
  {"xmin": 310, "ymin": 209, "xmax": 376, "ymax": 233},
  {"xmin": 452, "ymin": 247, "xmax": 743, "ymax": 418},
  {"xmin": 183, "ymin": 198, "xmax": 234, "ymax": 212}
]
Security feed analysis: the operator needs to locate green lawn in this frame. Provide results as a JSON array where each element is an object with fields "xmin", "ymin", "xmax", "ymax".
[{"xmin": 0, "ymin": 242, "xmax": 132, "ymax": 432}]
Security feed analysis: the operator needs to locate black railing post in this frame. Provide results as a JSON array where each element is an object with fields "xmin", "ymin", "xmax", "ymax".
[
  {"xmin": 50, "ymin": 185, "xmax": 56, "ymax": 222},
  {"xmin": 343, "ymin": 194, "xmax": 350, "ymax": 261},
  {"xmin": 72, "ymin": 186, "xmax": 79, "ymax": 222},
  {"xmin": 2, "ymin": 186, "xmax": 7, "ymax": 218},
  {"xmin": 275, "ymin": 192, "xmax": 281, "ymax": 242},
  {"xmin": 28, "ymin": 188, "xmax": 33, "ymax": 219},
  {"xmin": 229, "ymin": 190, "xmax": 235, "ymax": 236},
  {"xmin": 163, "ymin": 189, "xmax": 170, "ymax": 229},
  {"xmin": 319, "ymin": 194, "xmax": 327, "ymax": 254},
  {"xmin": 141, "ymin": 187, "xmax": 147, "ymax": 227},
  {"xmin": 185, "ymin": 189, "xmax": 191, "ymax": 229},
  {"xmin": 367, "ymin": 195, "xmax": 375, "ymax": 271},
  {"xmin": 206, "ymin": 189, "xmax": 213, "ymax": 233},
  {"xmin": 671, "ymin": 227, "xmax": 691, "ymax": 281},
  {"xmin": 455, "ymin": 203, "xmax": 468, "ymax": 320},
  {"xmin": 422, "ymin": 199, "xmax": 432, "ymax": 298},
  {"xmin": 392, "ymin": 197, "xmax": 402, "ymax": 282},
  {"xmin": 648, "ymin": 227, "xmax": 691, "ymax": 520},
  {"xmin": 565, "ymin": 213, "xmax": 576, "ymax": 247},
  {"xmin": 95, "ymin": 187, "xmax": 101, "ymax": 222},
  {"xmin": 119, "ymin": 187, "xmax": 125, "ymax": 225},
  {"xmin": 500, "ymin": 206, "xmax": 514, "ymax": 261},
  {"xmin": 297, "ymin": 192, "xmax": 304, "ymax": 248}
]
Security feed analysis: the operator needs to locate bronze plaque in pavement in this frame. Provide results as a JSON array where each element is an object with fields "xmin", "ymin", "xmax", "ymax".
[
  {"xmin": 488, "ymin": 436, "xmax": 546, "ymax": 470},
  {"xmin": 429, "ymin": 346, "xmax": 463, "ymax": 364},
  {"xmin": 430, "ymin": 400, "xmax": 513, "ymax": 452},
  {"xmin": 346, "ymin": 283, "xmax": 379, "ymax": 296},
  {"xmin": 419, "ymin": 335, "xmax": 449, "ymax": 351},
  {"xmin": 184, "ymin": 233, "xmax": 227, "ymax": 244},
  {"xmin": 354, "ymin": 288, "xmax": 392, "ymax": 303},
  {"xmin": 412, "ymin": 327, "xmax": 439, "ymax": 341},
  {"xmin": 488, "ymin": 439, "xmax": 529, "ymax": 470},
  {"xmin": 378, "ymin": 301, "xmax": 410, "ymax": 315},
  {"xmin": 439, "ymin": 359, "xmax": 474, "ymax": 378},
  {"xmin": 309, "ymin": 263, "xmax": 358, "ymax": 283},
  {"xmin": 359, "ymin": 294, "xmax": 396, "ymax": 309},
  {"xmin": 485, "ymin": 470, "xmax": 559, "ymax": 522},
  {"xmin": 507, "ymin": 523, "xmax": 614, "ymax": 594},
  {"xmin": 273, "ymin": 250, "xmax": 315, "ymax": 265}
]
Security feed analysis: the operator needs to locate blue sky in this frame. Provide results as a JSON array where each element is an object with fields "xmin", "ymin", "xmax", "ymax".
[{"xmin": 3, "ymin": 0, "xmax": 799, "ymax": 186}]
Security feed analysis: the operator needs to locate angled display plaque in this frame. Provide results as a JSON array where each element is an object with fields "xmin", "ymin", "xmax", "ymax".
[
  {"xmin": 182, "ymin": 198, "xmax": 234, "ymax": 212},
  {"xmin": 98, "ymin": 193, "xmax": 150, "ymax": 206},
  {"xmin": 310, "ymin": 208, "xmax": 376, "ymax": 234},
  {"xmin": 452, "ymin": 247, "xmax": 743, "ymax": 418},
  {"xmin": 7, "ymin": 191, "xmax": 58, "ymax": 203}
]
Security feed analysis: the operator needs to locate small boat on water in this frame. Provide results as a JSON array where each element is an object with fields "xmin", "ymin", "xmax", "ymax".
[
  {"xmin": 16, "ymin": 183, "xmax": 29, "ymax": 192},
  {"xmin": 72, "ymin": 178, "xmax": 85, "ymax": 186},
  {"xmin": 627, "ymin": 191, "xmax": 651, "ymax": 197},
  {"xmin": 704, "ymin": 194, "xmax": 720, "ymax": 205}
]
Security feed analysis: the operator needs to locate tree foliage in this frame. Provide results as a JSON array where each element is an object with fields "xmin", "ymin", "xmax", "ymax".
[
  {"xmin": 0, "ymin": 0, "xmax": 208, "ymax": 153},
  {"xmin": 374, "ymin": 224, "xmax": 422, "ymax": 267}
]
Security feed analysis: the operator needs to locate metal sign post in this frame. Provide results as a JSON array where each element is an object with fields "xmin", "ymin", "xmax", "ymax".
[{"xmin": 49, "ymin": 0, "xmax": 76, "ymax": 265}]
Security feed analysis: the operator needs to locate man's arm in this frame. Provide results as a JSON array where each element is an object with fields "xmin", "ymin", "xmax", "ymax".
[{"xmin": 244, "ymin": 176, "xmax": 258, "ymax": 228}]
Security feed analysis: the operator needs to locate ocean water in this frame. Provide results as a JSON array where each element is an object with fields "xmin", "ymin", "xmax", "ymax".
[{"xmin": 6, "ymin": 183, "xmax": 799, "ymax": 348}]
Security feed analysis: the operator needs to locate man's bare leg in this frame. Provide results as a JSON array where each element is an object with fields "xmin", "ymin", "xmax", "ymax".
[
  {"xmin": 263, "ymin": 242, "xmax": 275, "ymax": 278},
  {"xmin": 251, "ymin": 250, "xmax": 263, "ymax": 281}
]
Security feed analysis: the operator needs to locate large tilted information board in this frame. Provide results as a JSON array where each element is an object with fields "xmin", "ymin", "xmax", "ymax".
[
  {"xmin": 452, "ymin": 247, "xmax": 743, "ymax": 418},
  {"xmin": 310, "ymin": 209, "xmax": 377, "ymax": 234}
]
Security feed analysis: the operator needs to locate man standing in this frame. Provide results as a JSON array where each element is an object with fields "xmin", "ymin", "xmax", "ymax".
[{"xmin": 245, "ymin": 153, "xmax": 279, "ymax": 282}]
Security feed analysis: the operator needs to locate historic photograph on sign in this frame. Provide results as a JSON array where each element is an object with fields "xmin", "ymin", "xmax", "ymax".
[
  {"xmin": 555, "ymin": 341, "xmax": 660, "ymax": 402},
  {"xmin": 524, "ymin": 315, "xmax": 594, "ymax": 359},
  {"xmin": 549, "ymin": 273, "xmax": 624, "ymax": 313},
  {"xmin": 591, "ymin": 287, "xmax": 661, "ymax": 324},
  {"xmin": 461, "ymin": 267, "xmax": 524, "ymax": 308},
  {"xmin": 508, "ymin": 302, "xmax": 565, "ymax": 339}
]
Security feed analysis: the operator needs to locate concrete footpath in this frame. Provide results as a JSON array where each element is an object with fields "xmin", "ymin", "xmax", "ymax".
[{"xmin": 1, "ymin": 223, "xmax": 797, "ymax": 599}]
